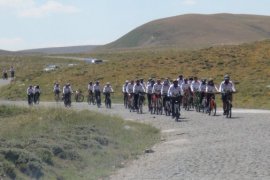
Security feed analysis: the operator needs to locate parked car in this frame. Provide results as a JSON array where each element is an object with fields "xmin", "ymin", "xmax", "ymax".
[{"xmin": 43, "ymin": 64, "xmax": 59, "ymax": 72}]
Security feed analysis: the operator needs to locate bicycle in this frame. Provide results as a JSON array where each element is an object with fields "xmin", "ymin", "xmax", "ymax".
[
  {"xmin": 123, "ymin": 92, "xmax": 128, "ymax": 109},
  {"xmin": 163, "ymin": 94, "xmax": 171, "ymax": 116},
  {"xmin": 155, "ymin": 93, "xmax": 163, "ymax": 115},
  {"xmin": 128, "ymin": 93, "xmax": 135, "ymax": 112},
  {"xmin": 87, "ymin": 91, "xmax": 95, "ymax": 105},
  {"xmin": 193, "ymin": 91, "xmax": 201, "ymax": 112},
  {"xmin": 28, "ymin": 93, "xmax": 34, "ymax": 106},
  {"xmin": 208, "ymin": 93, "xmax": 218, "ymax": 116},
  {"xmin": 95, "ymin": 91, "xmax": 101, "ymax": 108},
  {"xmin": 104, "ymin": 92, "xmax": 112, "ymax": 109},
  {"xmin": 137, "ymin": 92, "xmax": 145, "ymax": 114},
  {"xmin": 54, "ymin": 90, "xmax": 61, "ymax": 102},
  {"xmin": 63, "ymin": 93, "xmax": 72, "ymax": 107},
  {"xmin": 74, "ymin": 89, "xmax": 84, "ymax": 102},
  {"xmin": 172, "ymin": 96, "xmax": 181, "ymax": 122},
  {"xmin": 150, "ymin": 94, "xmax": 157, "ymax": 114},
  {"xmin": 34, "ymin": 92, "xmax": 40, "ymax": 104},
  {"xmin": 224, "ymin": 92, "xmax": 234, "ymax": 118},
  {"xmin": 182, "ymin": 91, "xmax": 191, "ymax": 111}
]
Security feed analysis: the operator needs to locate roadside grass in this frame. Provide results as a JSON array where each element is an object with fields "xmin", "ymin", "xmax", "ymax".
[
  {"xmin": 1, "ymin": 40, "xmax": 270, "ymax": 108},
  {"xmin": 0, "ymin": 105, "xmax": 160, "ymax": 179}
]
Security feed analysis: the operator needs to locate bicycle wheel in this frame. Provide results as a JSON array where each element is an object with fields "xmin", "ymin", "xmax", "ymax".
[{"xmin": 77, "ymin": 94, "xmax": 84, "ymax": 102}]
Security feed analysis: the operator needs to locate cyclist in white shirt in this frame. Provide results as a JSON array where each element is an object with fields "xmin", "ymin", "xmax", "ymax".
[
  {"xmin": 206, "ymin": 79, "xmax": 219, "ymax": 112},
  {"xmin": 146, "ymin": 80, "xmax": 155, "ymax": 111},
  {"xmin": 168, "ymin": 80, "xmax": 182, "ymax": 118},
  {"xmin": 133, "ymin": 79, "xmax": 146, "ymax": 110},
  {"xmin": 219, "ymin": 75, "xmax": 236, "ymax": 115},
  {"xmin": 161, "ymin": 78, "xmax": 171, "ymax": 108}
]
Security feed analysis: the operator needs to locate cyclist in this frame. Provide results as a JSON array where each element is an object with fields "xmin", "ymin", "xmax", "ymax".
[
  {"xmin": 87, "ymin": 81, "xmax": 94, "ymax": 104},
  {"xmin": 152, "ymin": 79, "xmax": 163, "ymax": 111},
  {"xmin": 93, "ymin": 81, "xmax": 102, "ymax": 105},
  {"xmin": 2, "ymin": 69, "xmax": 8, "ymax": 79},
  {"xmin": 181, "ymin": 78, "xmax": 191, "ymax": 107},
  {"xmin": 63, "ymin": 83, "xmax": 73, "ymax": 105},
  {"xmin": 10, "ymin": 66, "xmax": 15, "ymax": 79},
  {"xmin": 140, "ymin": 78, "xmax": 147, "ymax": 90},
  {"xmin": 161, "ymin": 78, "xmax": 171, "ymax": 108},
  {"xmin": 147, "ymin": 78, "xmax": 152, "ymax": 86},
  {"xmin": 168, "ymin": 80, "xmax": 182, "ymax": 118},
  {"xmin": 133, "ymin": 79, "xmax": 146, "ymax": 110},
  {"xmin": 188, "ymin": 77, "xmax": 194, "ymax": 85},
  {"xmin": 27, "ymin": 85, "xmax": 34, "ymax": 105},
  {"xmin": 122, "ymin": 80, "xmax": 129, "ymax": 106},
  {"xmin": 177, "ymin": 75, "xmax": 184, "ymax": 86},
  {"xmin": 219, "ymin": 75, "xmax": 236, "ymax": 115},
  {"xmin": 191, "ymin": 76, "xmax": 201, "ymax": 93},
  {"xmin": 146, "ymin": 80, "xmax": 155, "ymax": 111},
  {"xmin": 199, "ymin": 79, "xmax": 207, "ymax": 105},
  {"xmin": 103, "ymin": 82, "xmax": 114, "ymax": 105},
  {"xmin": 53, "ymin": 83, "xmax": 61, "ymax": 95},
  {"xmin": 206, "ymin": 79, "xmax": 218, "ymax": 112},
  {"xmin": 34, "ymin": 85, "xmax": 41, "ymax": 104}
]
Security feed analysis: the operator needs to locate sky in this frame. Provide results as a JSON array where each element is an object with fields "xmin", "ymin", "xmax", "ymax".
[{"xmin": 1, "ymin": 0, "xmax": 270, "ymax": 51}]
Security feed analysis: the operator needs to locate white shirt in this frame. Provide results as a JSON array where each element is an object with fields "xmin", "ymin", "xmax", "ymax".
[
  {"xmin": 168, "ymin": 84, "xmax": 182, "ymax": 97},
  {"xmin": 177, "ymin": 78, "xmax": 184, "ymax": 86},
  {"xmin": 93, "ymin": 84, "xmax": 101, "ymax": 92},
  {"xmin": 219, "ymin": 81, "xmax": 236, "ymax": 93},
  {"xmin": 63, "ymin": 86, "xmax": 73, "ymax": 94},
  {"xmin": 152, "ymin": 83, "xmax": 162, "ymax": 94},
  {"xmin": 181, "ymin": 83, "xmax": 190, "ymax": 92},
  {"xmin": 122, "ymin": 83, "xmax": 128, "ymax": 93},
  {"xmin": 146, "ymin": 84, "xmax": 154, "ymax": 94},
  {"xmin": 199, "ymin": 83, "xmax": 207, "ymax": 92},
  {"xmin": 133, "ymin": 84, "xmax": 145, "ymax": 94},
  {"xmin": 27, "ymin": 87, "xmax": 34, "ymax": 95},
  {"xmin": 126, "ymin": 83, "xmax": 134, "ymax": 94},
  {"xmin": 53, "ymin": 85, "xmax": 61, "ymax": 92},
  {"xmin": 103, "ymin": 85, "xmax": 114, "ymax": 93},
  {"xmin": 191, "ymin": 81, "xmax": 201, "ymax": 92},
  {"xmin": 206, "ymin": 84, "xmax": 218, "ymax": 93},
  {"xmin": 161, "ymin": 84, "xmax": 170, "ymax": 95},
  {"xmin": 88, "ymin": 84, "xmax": 93, "ymax": 91},
  {"xmin": 34, "ymin": 87, "xmax": 41, "ymax": 93}
]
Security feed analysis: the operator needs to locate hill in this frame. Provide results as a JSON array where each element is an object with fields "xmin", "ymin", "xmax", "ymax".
[
  {"xmin": 106, "ymin": 13, "xmax": 270, "ymax": 49},
  {"xmin": 18, "ymin": 45, "xmax": 99, "ymax": 55}
]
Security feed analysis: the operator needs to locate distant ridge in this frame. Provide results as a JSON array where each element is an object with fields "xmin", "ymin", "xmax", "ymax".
[
  {"xmin": 18, "ymin": 45, "xmax": 99, "ymax": 55},
  {"xmin": 106, "ymin": 13, "xmax": 270, "ymax": 49}
]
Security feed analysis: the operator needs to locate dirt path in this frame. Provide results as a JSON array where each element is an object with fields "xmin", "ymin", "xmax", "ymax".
[{"xmin": 0, "ymin": 96, "xmax": 270, "ymax": 179}]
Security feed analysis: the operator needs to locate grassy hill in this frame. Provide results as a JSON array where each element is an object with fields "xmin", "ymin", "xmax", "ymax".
[
  {"xmin": 0, "ymin": 40, "xmax": 270, "ymax": 108},
  {"xmin": 106, "ymin": 13, "xmax": 270, "ymax": 49}
]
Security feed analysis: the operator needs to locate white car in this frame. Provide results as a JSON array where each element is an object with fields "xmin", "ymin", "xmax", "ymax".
[{"xmin": 43, "ymin": 64, "xmax": 59, "ymax": 72}]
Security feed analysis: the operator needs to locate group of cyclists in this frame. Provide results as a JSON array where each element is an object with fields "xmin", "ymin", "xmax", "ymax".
[
  {"xmin": 26, "ymin": 85, "xmax": 41, "ymax": 105},
  {"xmin": 25, "ymin": 74, "xmax": 236, "ymax": 119},
  {"xmin": 2, "ymin": 66, "xmax": 15, "ymax": 80},
  {"xmin": 122, "ymin": 74, "xmax": 236, "ymax": 120},
  {"xmin": 52, "ymin": 81, "xmax": 114, "ymax": 107}
]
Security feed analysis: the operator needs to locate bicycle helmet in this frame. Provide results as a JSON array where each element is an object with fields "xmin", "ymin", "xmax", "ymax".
[{"xmin": 224, "ymin": 74, "xmax": 230, "ymax": 80}]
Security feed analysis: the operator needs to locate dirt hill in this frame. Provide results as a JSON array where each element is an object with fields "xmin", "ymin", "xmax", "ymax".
[{"xmin": 106, "ymin": 13, "xmax": 270, "ymax": 49}]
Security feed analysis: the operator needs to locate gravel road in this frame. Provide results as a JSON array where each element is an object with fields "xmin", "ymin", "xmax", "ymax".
[
  {"xmin": 0, "ymin": 99, "xmax": 270, "ymax": 180},
  {"xmin": 0, "ymin": 77, "xmax": 270, "ymax": 180}
]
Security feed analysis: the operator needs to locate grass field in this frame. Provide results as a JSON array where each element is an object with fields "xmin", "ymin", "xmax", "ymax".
[
  {"xmin": 0, "ymin": 40, "xmax": 270, "ymax": 108},
  {"xmin": 0, "ymin": 105, "xmax": 159, "ymax": 179}
]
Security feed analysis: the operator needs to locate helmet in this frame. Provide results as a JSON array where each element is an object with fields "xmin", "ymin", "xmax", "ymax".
[
  {"xmin": 157, "ymin": 79, "xmax": 161, "ymax": 83},
  {"xmin": 173, "ymin": 79, "xmax": 178, "ymax": 83},
  {"xmin": 136, "ymin": 79, "xmax": 140, "ymax": 83},
  {"xmin": 96, "ymin": 81, "xmax": 99, "ymax": 84},
  {"xmin": 178, "ymin": 75, "xmax": 183, "ymax": 78},
  {"xmin": 106, "ymin": 82, "xmax": 110, "ymax": 85},
  {"xmin": 89, "ymin": 81, "xmax": 92, "ymax": 84},
  {"xmin": 131, "ymin": 80, "xmax": 134, "ymax": 83},
  {"xmin": 125, "ymin": 80, "xmax": 129, "ymax": 83},
  {"xmin": 224, "ymin": 74, "xmax": 230, "ymax": 80},
  {"xmin": 36, "ymin": 85, "xmax": 39, "ymax": 88}
]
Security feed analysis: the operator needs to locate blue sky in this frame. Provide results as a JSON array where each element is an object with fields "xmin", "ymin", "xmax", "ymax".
[{"xmin": 1, "ymin": 0, "xmax": 270, "ymax": 51}]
